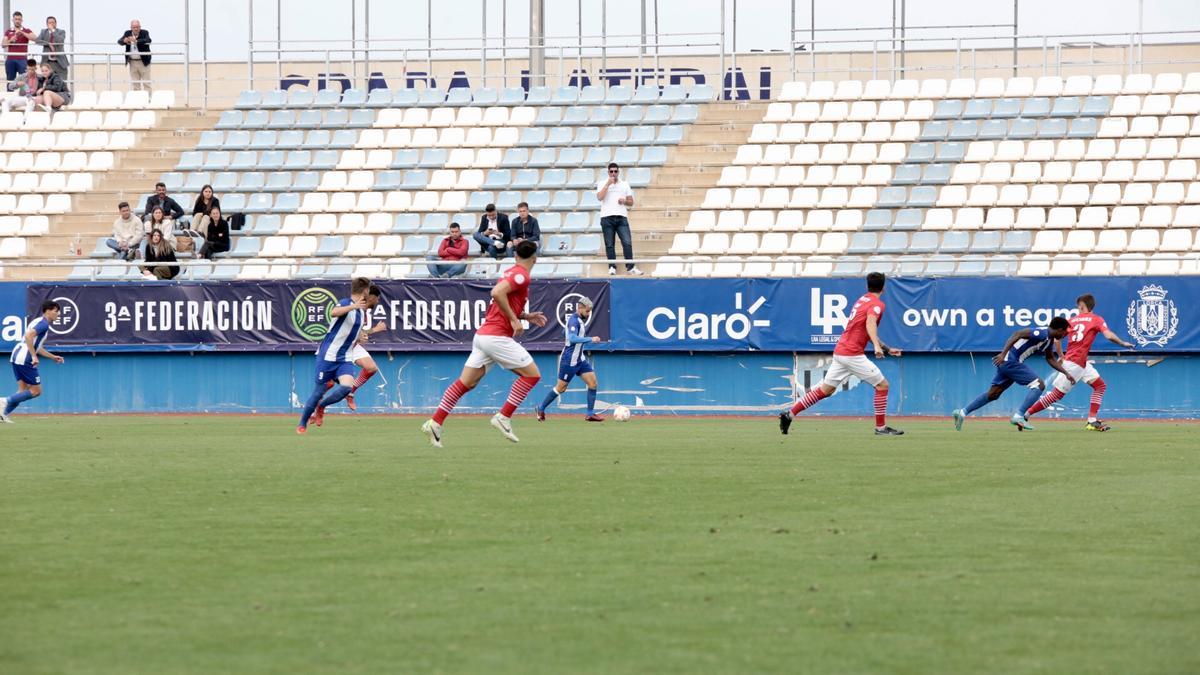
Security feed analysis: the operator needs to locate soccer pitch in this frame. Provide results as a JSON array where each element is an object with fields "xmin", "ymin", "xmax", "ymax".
[{"xmin": 3, "ymin": 415, "xmax": 1197, "ymax": 674}]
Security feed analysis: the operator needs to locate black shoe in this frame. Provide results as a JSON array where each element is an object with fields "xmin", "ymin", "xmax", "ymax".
[
  {"xmin": 778, "ymin": 412, "xmax": 793, "ymax": 435},
  {"xmin": 874, "ymin": 426, "xmax": 905, "ymax": 436}
]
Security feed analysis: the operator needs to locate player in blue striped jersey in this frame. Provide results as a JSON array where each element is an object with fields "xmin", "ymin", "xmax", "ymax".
[
  {"xmin": 536, "ymin": 296, "xmax": 604, "ymax": 422},
  {"xmin": 952, "ymin": 316, "xmax": 1073, "ymax": 432},
  {"xmin": 297, "ymin": 278, "xmax": 372, "ymax": 434},
  {"xmin": 2, "ymin": 300, "xmax": 65, "ymax": 423}
]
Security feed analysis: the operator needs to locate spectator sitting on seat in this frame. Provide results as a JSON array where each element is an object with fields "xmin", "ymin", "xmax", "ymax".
[
  {"xmin": 509, "ymin": 201, "xmax": 541, "ymax": 253},
  {"xmin": 144, "ymin": 181, "xmax": 187, "ymax": 227},
  {"xmin": 141, "ymin": 228, "xmax": 178, "ymax": 280},
  {"xmin": 474, "ymin": 203, "xmax": 510, "ymax": 258},
  {"xmin": 33, "ymin": 62, "xmax": 70, "ymax": 111},
  {"xmin": 0, "ymin": 57, "xmax": 36, "ymax": 113},
  {"xmin": 2, "ymin": 11, "xmax": 35, "ymax": 84},
  {"xmin": 107, "ymin": 200, "xmax": 143, "ymax": 261},
  {"xmin": 191, "ymin": 184, "xmax": 219, "ymax": 237},
  {"xmin": 199, "ymin": 205, "xmax": 230, "ymax": 259},
  {"xmin": 428, "ymin": 222, "xmax": 470, "ymax": 278},
  {"xmin": 144, "ymin": 206, "xmax": 175, "ymax": 246}
]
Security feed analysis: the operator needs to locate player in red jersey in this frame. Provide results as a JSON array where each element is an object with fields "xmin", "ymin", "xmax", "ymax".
[
  {"xmin": 779, "ymin": 272, "xmax": 905, "ymax": 436},
  {"xmin": 421, "ymin": 240, "xmax": 548, "ymax": 447},
  {"xmin": 1018, "ymin": 293, "xmax": 1135, "ymax": 431}
]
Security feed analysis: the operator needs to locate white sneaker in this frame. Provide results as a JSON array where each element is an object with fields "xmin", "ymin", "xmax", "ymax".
[
  {"xmin": 628, "ymin": 267, "xmax": 644, "ymax": 276},
  {"xmin": 490, "ymin": 413, "xmax": 519, "ymax": 443},
  {"xmin": 421, "ymin": 419, "xmax": 443, "ymax": 448},
  {"xmin": 0, "ymin": 398, "xmax": 10, "ymax": 424},
  {"xmin": 608, "ymin": 266, "xmax": 617, "ymax": 276}
]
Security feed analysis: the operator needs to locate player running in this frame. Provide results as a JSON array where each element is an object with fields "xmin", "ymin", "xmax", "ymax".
[
  {"xmin": 297, "ymin": 278, "xmax": 372, "ymax": 434},
  {"xmin": 535, "ymin": 295, "xmax": 604, "ymax": 422},
  {"xmin": 316, "ymin": 286, "xmax": 384, "ymax": 420},
  {"xmin": 1017, "ymin": 294, "xmax": 1135, "ymax": 431},
  {"xmin": 422, "ymin": 240, "xmax": 547, "ymax": 447},
  {"xmin": 779, "ymin": 272, "xmax": 905, "ymax": 436},
  {"xmin": 1, "ymin": 300, "xmax": 64, "ymax": 423},
  {"xmin": 952, "ymin": 316, "xmax": 1072, "ymax": 431}
]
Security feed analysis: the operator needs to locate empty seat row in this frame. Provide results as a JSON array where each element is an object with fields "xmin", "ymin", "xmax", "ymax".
[
  {"xmin": 914, "ymin": 137, "xmax": 1200, "ymax": 163},
  {"xmin": 754, "ymin": 120, "xmax": 924, "ymax": 144},
  {"xmin": 0, "ymin": 110, "xmax": 154, "ymax": 132},
  {"xmin": 235, "ymin": 84, "xmax": 711, "ymax": 110},
  {"xmin": 71, "ymin": 257, "xmax": 596, "ymax": 282},
  {"xmin": 242, "ymin": 211, "xmax": 600, "ymax": 237},
  {"xmin": 0, "ymin": 151, "xmax": 113, "ymax": 173},
  {"xmin": 934, "ymin": 94, "xmax": 1200, "ymax": 120},
  {"xmin": 283, "ymin": 189, "xmax": 604, "ymax": 215},
  {"xmin": 0, "ymin": 194, "xmax": 70, "ymax": 214},
  {"xmin": 0, "ymin": 236, "xmax": 26, "ymax": 258},
  {"xmin": 896, "ymin": 159, "xmax": 1200, "ymax": 186},
  {"xmin": 718, "ymin": 164, "xmax": 895, "ymax": 187},
  {"xmin": 214, "ymin": 108, "xmax": 376, "ymax": 131},
  {"xmin": 765, "ymin": 100, "xmax": 939, "ymax": 123},
  {"xmin": 372, "ymin": 106, "xmax": 536, "ymax": 128},
  {"xmin": 0, "ymin": 172, "xmax": 93, "ymax": 193},
  {"xmin": 703, "ymin": 185, "xmax": 887, "ymax": 210},
  {"xmin": 516, "ymin": 125, "xmax": 684, "ymax": 147},
  {"xmin": 776, "ymin": 73, "xmax": 1200, "ymax": 102},
  {"xmin": 178, "ymin": 146, "xmax": 667, "ymax": 173},
  {"xmin": 1030, "ymin": 228, "xmax": 1200, "ymax": 253},
  {"xmin": 877, "ymin": 182, "xmax": 1200, "ymax": 209},
  {"xmin": 734, "ymin": 142, "xmax": 910, "ymax": 165},
  {"xmin": 201, "ymin": 126, "xmax": 523, "ymax": 151},
  {"xmin": 67, "ymin": 89, "xmax": 174, "ymax": 110},
  {"xmin": 921, "ymin": 115, "xmax": 1200, "ymax": 141},
  {"xmin": 315, "ymin": 166, "xmax": 652, "ymax": 192},
  {"xmin": 533, "ymin": 104, "xmax": 698, "ymax": 127},
  {"xmin": 1, "ymin": 130, "xmax": 137, "ymax": 152},
  {"xmin": 0, "ymin": 216, "xmax": 48, "ymax": 236}
]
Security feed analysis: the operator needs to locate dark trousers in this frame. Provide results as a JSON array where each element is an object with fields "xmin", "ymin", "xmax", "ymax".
[
  {"xmin": 600, "ymin": 215, "xmax": 634, "ymax": 270},
  {"xmin": 5, "ymin": 58, "xmax": 27, "ymax": 82}
]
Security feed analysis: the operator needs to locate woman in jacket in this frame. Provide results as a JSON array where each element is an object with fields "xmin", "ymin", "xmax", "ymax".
[
  {"xmin": 33, "ymin": 63, "xmax": 70, "ymax": 110},
  {"xmin": 199, "ymin": 205, "xmax": 230, "ymax": 260},
  {"xmin": 191, "ymin": 185, "xmax": 220, "ymax": 238},
  {"xmin": 142, "ymin": 228, "xmax": 179, "ymax": 280}
]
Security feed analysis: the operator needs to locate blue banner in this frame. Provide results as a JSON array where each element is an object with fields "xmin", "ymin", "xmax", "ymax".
[
  {"xmin": 609, "ymin": 276, "xmax": 1200, "ymax": 353},
  {"xmin": 0, "ymin": 281, "xmax": 28, "ymax": 345}
]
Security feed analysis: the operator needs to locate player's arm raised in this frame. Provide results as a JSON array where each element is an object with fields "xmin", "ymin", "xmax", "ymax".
[
  {"xmin": 993, "ymin": 329, "xmax": 1028, "ymax": 366},
  {"xmin": 1044, "ymin": 348, "xmax": 1075, "ymax": 384},
  {"xmin": 1102, "ymin": 327, "xmax": 1135, "ymax": 349},
  {"xmin": 865, "ymin": 314, "xmax": 900, "ymax": 358}
]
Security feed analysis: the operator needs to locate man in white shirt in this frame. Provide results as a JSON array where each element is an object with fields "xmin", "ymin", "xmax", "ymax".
[
  {"xmin": 595, "ymin": 162, "xmax": 642, "ymax": 276},
  {"xmin": 106, "ymin": 200, "xmax": 144, "ymax": 261}
]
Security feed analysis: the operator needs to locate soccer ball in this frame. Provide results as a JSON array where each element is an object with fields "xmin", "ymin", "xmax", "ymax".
[{"xmin": 613, "ymin": 405, "xmax": 631, "ymax": 422}]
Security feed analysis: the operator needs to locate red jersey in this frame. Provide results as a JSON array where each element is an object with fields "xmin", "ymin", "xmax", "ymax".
[
  {"xmin": 4, "ymin": 28, "xmax": 32, "ymax": 59},
  {"xmin": 834, "ymin": 293, "xmax": 885, "ymax": 356},
  {"xmin": 1064, "ymin": 312, "xmax": 1109, "ymax": 366},
  {"xmin": 477, "ymin": 264, "xmax": 532, "ymax": 337}
]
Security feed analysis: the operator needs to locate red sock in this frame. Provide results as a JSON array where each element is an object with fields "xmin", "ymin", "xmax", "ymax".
[
  {"xmin": 1025, "ymin": 389, "xmax": 1065, "ymax": 417},
  {"xmin": 432, "ymin": 379, "xmax": 471, "ymax": 425},
  {"xmin": 1088, "ymin": 378, "xmax": 1106, "ymax": 420},
  {"xmin": 500, "ymin": 375, "xmax": 540, "ymax": 418},
  {"xmin": 789, "ymin": 387, "xmax": 829, "ymax": 416},
  {"xmin": 873, "ymin": 388, "xmax": 888, "ymax": 428},
  {"xmin": 352, "ymin": 369, "xmax": 376, "ymax": 392}
]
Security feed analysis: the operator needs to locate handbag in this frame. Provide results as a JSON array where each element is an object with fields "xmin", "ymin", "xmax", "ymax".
[{"xmin": 175, "ymin": 236, "xmax": 195, "ymax": 254}]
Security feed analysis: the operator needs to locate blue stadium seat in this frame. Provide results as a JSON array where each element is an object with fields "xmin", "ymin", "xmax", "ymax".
[
  {"xmin": 544, "ymin": 233, "xmax": 572, "ymax": 255},
  {"xmin": 322, "ymin": 263, "xmax": 354, "ymax": 279},
  {"xmin": 948, "ymin": 120, "xmax": 978, "ymax": 140},
  {"xmin": 896, "ymin": 259, "xmax": 925, "ymax": 276},
  {"xmin": 891, "ymin": 164, "xmax": 921, "ymax": 185},
  {"xmin": 340, "ymin": 89, "xmax": 368, "ymax": 107},
  {"xmin": 234, "ymin": 90, "xmax": 261, "ymax": 109},
  {"xmin": 688, "ymin": 84, "xmax": 717, "ymax": 102},
  {"xmin": 301, "ymin": 130, "xmax": 330, "ymax": 148},
  {"xmin": 525, "ymin": 86, "xmax": 552, "ymax": 106},
  {"xmin": 561, "ymin": 107, "xmax": 588, "ymax": 125},
  {"xmin": 500, "ymin": 148, "xmax": 529, "ymax": 168},
  {"xmin": 561, "ymin": 212, "xmax": 591, "ymax": 233},
  {"xmin": 978, "ymin": 119, "xmax": 1008, "ymax": 140},
  {"xmin": 660, "ymin": 85, "xmax": 687, "ymax": 104},
  {"xmin": 566, "ymin": 168, "xmax": 596, "ymax": 189},
  {"xmin": 391, "ymin": 149, "xmax": 419, "ymax": 169},
  {"xmin": 254, "ymin": 214, "xmax": 281, "ymax": 235},
  {"xmin": 466, "ymin": 191, "xmax": 495, "ymax": 211},
  {"xmin": 161, "ymin": 172, "xmax": 185, "ymax": 191},
  {"xmin": 197, "ymin": 130, "xmax": 224, "ymax": 150},
  {"xmin": 468, "ymin": 88, "xmax": 496, "ymax": 107},
  {"xmin": 534, "ymin": 107, "xmax": 563, "ymax": 126},
  {"xmin": 250, "ymin": 130, "xmax": 277, "ymax": 150},
  {"xmin": 292, "ymin": 172, "xmax": 319, "ymax": 192},
  {"xmin": 556, "ymin": 147, "xmax": 586, "ymax": 168},
  {"xmin": 267, "ymin": 110, "xmax": 296, "ymax": 129},
  {"xmin": 616, "ymin": 106, "xmax": 644, "ymax": 125},
  {"xmin": 288, "ymin": 89, "xmax": 315, "ymax": 108},
  {"xmin": 222, "ymin": 193, "xmax": 247, "ymax": 212},
  {"xmin": 1050, "ymin": 96, "xmax": 1081, "ymax": 117},
  {"xmin": 922, "ymin": 163, "xmax": 952, "ymax": 184},
  {"xmin": 574, "ymin": 126, "xmax": 601, "ymax": 146},
  {"xmin": 401, "ymin": 170, "xmax": 429, "ymax": 190},
  {"xmin": 215, "ymin": 110, "xmax": 242, "ymax": 130},
  {"xmin": 324, "ymin": 109, "xmax": 350, "ymax": 128},
  {"xmin": 935, "ymin": 142, "xmax": 965, "ymax": 163},
  {"xmin": 246, "ymin": 193, "xmax": 275, "ymax": 214},
  {"xmin": 577, "ymin": 192, "xmax": 601, "ymax": 211},
  {"xmin": 512, "ymin": 168, "xmax": 540, "ymax": 190},
  {"xmin": 373, "ymin": 170, "xmax": 402, "ymax": 191},
  {"xmin": 240, "ymin": 172, "xmax": 267, "ymax": 192},
  {"xmin": 628, "ymin": 126, "xmax": 655, "ymax": 145},
  {"xmin": 847, "ymin": 232, "xmax": 878, "ymax": 254},
  {"xmin": 579, "ymin": 85, "xmax": 605, "ymax": 105},
  {"xmin": 518, "ymin": 127, "xmax": 547, "ymax": 146},
  {"xmin": 1000, "ymin": 230, "xmax": 1031, "ymax": 253},
  {"xmin": 499, "ymin": 87, "xmax": 526, "ymax": 106},
  {"xmin": 183, "ymin": 171, "xmax": 210, "ymax": 191},
  {"xmin": 549, "ymin": 190, "xmax": 577, "ymax": 210},
  {"xmin": 905, "ymin": 143, "xmax": 935, "ymax": 163},
  {"xmin": 444, "ymin": 88, "xmax": 472, "ymax": 106},
  {"xmin": 907, "ymin": 186, "xmax": 938, "ymax": 208},
  {"xmin": 926, "ymin": 257, "xmax": 957, "ymax": 276},
  {"xmin": 242, "ymin": 109, "xmax": 269, "ymax": 129},
  {"xmin": 525, "ymin": 147, "xmax": 554, "ymax": 168},
  {"xmin": 421, "ymin": 213, "xmax": 449, "ymax": 234},
  {"xmin": 1081, "ymin": 95, "xmax": 1111, "ymax": 117},
  {"xmin": 296, "ymin": 262, "xmax": 325, "ymax": 278},
  {"xmin": 1022, "ymin": 97, "xmax": 1051, "ymax": 117},
  {"xmin": 1008, "ymin": 118, "xmax": 1037, "ymax": 139},
  {"xmin": 569, "ymin": 233, "xmax": 599, "ymax": 256},
  {"xmin": 525, "ymin": 190, "xmax": 551, "ymax": 211},
  {"xmin": 329, "ymin": 129, "xmax": 358, "ymax": 148},
  {"xmin": 589, "ymin": 106, "xmax": 618, "ymax": 126},
  {"xmin": 202, "ymin": 151, "xmax": 232, "ymax": 171},
  {"xmin": 657, "ymin": 125, "xmax": 684, "ymax": 144},
  {"xmin": 417, "ymin": 149, "xmax": 448, "ymax": 168},
  {"xmin": 605, "ymin": 85, "xmax": 634, "ymax": 105},
  {"xmin": 284, "ymin": 151, "xmax": 312, "ymax": 170},
  {"xmin": 96, "ymin": 264, "xmax": 126, "ymax": 281},
  {"xmin": 643, "ymin": 105, "xmax": 671, "ymax": 124},
  {"xmin": 538, "ymin": 212, "xmax": 562, "ymax": 233},
  {"xmin": 482, "ymin": 169, "xmax": 511, "ymax": 190},
  {"xmin": 613, "ymin": 146, "xmax": 639, "ymax": 166},
  {"xmin": 878, "ymin": 231, "xmax": 909, "ymax": 253},
  {"xmin": 365, "ymin": 89, "xmax": 392, "ymax": 108},
  {"xmin": 863, "ymin": 209, "xmax": 892, "ymax": 230},
  {"xmin": 186, "ymin": 262, "xmax": 212, "ymax": 281},
  {"xmin": 933, "ymin": 99, "xmax": 964, "ymax": 120},
  {"xmin": 347, "ymin": 109, "xmax": 376, "ymax": 128},
  {"xmin": 908, "ymin": 231, "xmax": 939, "ymax": 253},
  {"xmin": 1067, "ymin": 117, "xmax": 1099, "ymax": 138},
  {"xmin": 272, "ymin": 193, "xmax": 300, "ymax": 213},
  {"xmin": 260, "ymin": 90, "xmax": 287, "ymax": 108},
  {"xmin": 600, "ymin": 127, "xmax": 629, "ymax": 146},
  {"xmin": 217, "ymin": 171, "xmax": 245, "ymax": 191},
  {"xmin": 313, "ymin": 88, "xmax": 342, "ymax": 108},
  {"xmin": 583, "ymin": 147, "xmax": 613, "ymax": 168},
  {"xmin": 401, "ymin": 235, "xmax": 431, "ymax": 255},
  {"xmin": 392, "ymin": 214, "xmax": 421, "ymax": 233},
  {"xmin": 832, "ymin": 258, "xmax": 865, "ymax": 277},
  {"xmin": 276, "ymin": 129, "xmax": 305, "ymax": 149},
  {"xmin": 893, "ymin": 208, "xmax": 924, "ymax": 230},
  {"xmin": 386, "ymin": 88, "xmax": 417, "ymax": 107},
  {"xmin": 1037, "ymin": 118, "xmax": 1069, "ymax": 138},
  {"xmin": 540, "ymin": 168, "xmax": 567, "ymax": 189},
  {"xmin": 87, "ymin": 237, "xmax": 111, "ymax": 258},
  {"xmin": 986, "ymin": 255, "xmax": 1018, "ymax": 275},
  {"xmin": 543, "ymin": 127, "xmax": 572, "ymax": 146},
  {"xmin": 496, "ymin": 190, "xmax": 521, "ymax": 211},
  {"xmin": 632, "ymin": 86, "xmax": 659, "ymax": 104},
  {"xmin": 992, "ymin": 98, "xmax": 1022, "ymax": 118},
  {"xmin": 639, "ymin": 147, "xmax": 667, "ymax": 166},
  {"xmin": 626, "ymin": 167, "xmax": 651, "ymax": 187},
  {"xmin": 264, "ymin": 172, "xmax": 292, "ymax": 192},
  {"xmin": 551, "ymin": 86, "xmax": 579, "ymax": 105},
  {"xmin": 671, "ymin": 104, "xmax": 699, "ymax": 124},
  {"xmin": 211, "ymin": 263, "xmax": 240, "ymax": 280},
  {"xmin": 311, "ymin": 150, "xmax": 339, "ymax": 170},
  {"xmin": 259, "ymin": 151, "xmax": 285, "ymax": 170},
  {"xmin": 962, "ymin": 99, "xmax": 993, "ymax": 119},
  {"xmin": 970, "ymin": 231, "xmax": 1001, "ymax": 253},
  {"xmin": 940, "ymin": 231, "xmax": 970, "ymax": 253},
  {"xmin": 224, "ymin": 130, "xmax": 251, "ymax": 149}
]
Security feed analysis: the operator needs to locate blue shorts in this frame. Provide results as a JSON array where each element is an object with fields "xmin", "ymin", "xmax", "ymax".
[
  {"xmin": 12, "ymin": 363, "xmax": 41, "ymax": 386},
  {"xmin": 557, "ymin": 357, "xmax": 594, "ymax": 383},
  {"xmin": 314, "ymin": 359, "xmax": 355, "ymax": 385},
  {"xmin": 990, "ymin": 361, "xmax": 1040, "ymax": 390}
]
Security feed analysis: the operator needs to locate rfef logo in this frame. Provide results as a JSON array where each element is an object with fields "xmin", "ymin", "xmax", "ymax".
[
  {"xmin": 47, "ymin": 296, "xmax": 80, "ymax": 335},
  {"xmin": 555, "ymin": 292, "xmax": 592, "ymax": 329},
  {"xmin": 1126, "ymin": 284, "xmax": 1179, "ymax": 347},
  {"xmin": 291, "ymin": 287, "xmax": 338, "ymax": 341}
]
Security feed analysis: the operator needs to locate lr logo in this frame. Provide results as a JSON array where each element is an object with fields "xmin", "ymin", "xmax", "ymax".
[{"xmin": 810, "ymin": 288, "xmax": 849, "ymax": 336}]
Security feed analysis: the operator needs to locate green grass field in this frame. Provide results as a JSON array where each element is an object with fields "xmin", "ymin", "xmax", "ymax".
[{"xmin": 2, "ymin": 415, "xmax": 1198, "ymax": 675}]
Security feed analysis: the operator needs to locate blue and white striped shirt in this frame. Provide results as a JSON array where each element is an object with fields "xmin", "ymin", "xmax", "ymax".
[
  {"xmin": 561, "ymin": 313, "xmax": 589, "ymax": 366},
  {"xmin": 1006, "ymin": 327, "xmax": 1054, "ymax": 364},
  {"xmin": 10, "ymin": 317, "xmax": 50, "ymax": 367},
  {"xmin": 317, "ymin": 299, "xmax": 364, "ymax": 363}
]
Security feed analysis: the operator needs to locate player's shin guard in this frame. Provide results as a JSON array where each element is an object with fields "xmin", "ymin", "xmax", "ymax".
[
  {"xmin": 500, "ymin": 375, "xmax": 540, "ymax": 418},
  {"xmin": 351, "ymin": 369, "xmax": 376, "ymax": 392},
  {"xmin": 433, "ymin": 379, "xmax": 471, "ymax": 424},
  {"xmin": 873, "ymin": 388, "xmax": 888, "ymax": 428},
  {"xmin": 319, "ymin": 384, "xmax": 352, "ymax": 408},
  {"xmin": 1088, "ymin": 378, "xmax": 1106, "ymax": 421},
  {"xmin": 539, "ymin": 389, "xmax": 559, "ymax": 412},
  {"xmin": 5, "ymin": 389, "xmax": 34, "ymax": 414},
  {"xmin": 587, "ymin": 388, "xmax": 597, "ymax": 416},
  {"xmin": 789, "ymin": 387, "xmax": 829, "ymax": 416},
  {"xmin": 299, "ymin": 384, "xmax": 326, "ymax": 428},
  {"xmin": 1025, "ymin": 389, "xmax": 1065, "ymax": 417}
]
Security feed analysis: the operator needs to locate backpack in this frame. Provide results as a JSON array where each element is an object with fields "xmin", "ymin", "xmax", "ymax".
[{"xmin": 230, "ymin": 212, "xmax": 246, "ymax": 231}]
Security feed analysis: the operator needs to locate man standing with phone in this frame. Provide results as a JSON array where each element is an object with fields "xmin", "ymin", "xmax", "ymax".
[
  {"xmin": 2, "ymin": 12, "xmax": 35, "ymax": 84},
  {"xmin": 596, "ymin": 162, "xmax": 642, "ymax": 276},
  {"xmin": 118, "ymin": 19, "xmax": 152, "ymax": 92}
]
